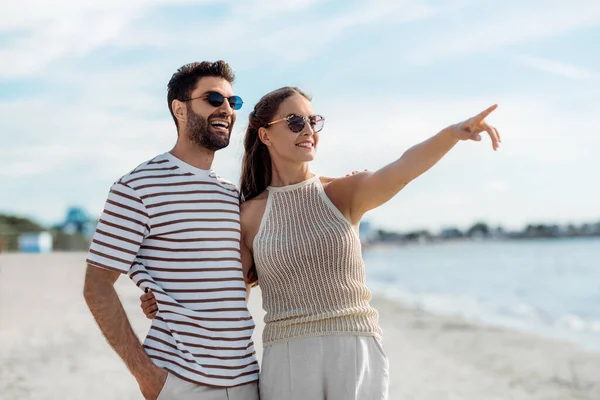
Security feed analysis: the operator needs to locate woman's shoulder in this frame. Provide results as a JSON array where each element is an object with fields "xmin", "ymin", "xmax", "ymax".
[
  {"xmin": 319, "ymin": 172, "xmax": 368, "ymax": 190},
  {"xmin": 319, "ymin": 175, "xmax": 336, "ymax": 185},
  {"xmin": 240, "ymin": 191, "xmax": 269, "ymax": 239},
  {"xmin": 240, "ymin": 191, "xmax": 268, "ymax": 216}
]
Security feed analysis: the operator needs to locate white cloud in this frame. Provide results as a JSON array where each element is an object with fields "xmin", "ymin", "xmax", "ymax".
[
  {"xmin": 230, "ymin": 0, "xmax": 323, "ymax": 19},
  {"xmin": 407, "ymin": 1, "xmax": 600, "ymax": 64},
  {"xmin": 242, "ymin": 0, "xmax": 461, "ymax": 63},
  {"xmin": 3, "ymin": 1, "xmax": 600, "ymax": 78},
  {"xmin": 0, "ymin": 0, "xmax": 455, "ymax": 77},
  {"xmin": 515, "ymin": 55, "xmax": 597, "ymax": 81},
  {"xmin": 483, "ymin": 180, "xmax": 509, "ymax": 194},
  {"xmin": 314, "ymin": 94, "xmax": 599, "ymax": 172},
  {"xmin": 0, "ymin": 0, "xmax": 227, "ymax": 76}
]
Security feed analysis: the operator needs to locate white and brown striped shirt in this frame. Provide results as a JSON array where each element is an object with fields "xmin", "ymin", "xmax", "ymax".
[{"xmin": 86, "ymin": 152, "xmax": 259, "ymax": 388}]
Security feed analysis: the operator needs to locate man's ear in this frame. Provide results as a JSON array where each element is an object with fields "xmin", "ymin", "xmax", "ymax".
[{"xmin": 172, "ymin": 100, "xmax": 186, "ymax": 125}]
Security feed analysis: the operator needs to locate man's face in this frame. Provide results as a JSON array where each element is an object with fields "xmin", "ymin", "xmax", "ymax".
[{"xmin": 183, "ymin": 77, "xmax": 238, "ymax": 151}]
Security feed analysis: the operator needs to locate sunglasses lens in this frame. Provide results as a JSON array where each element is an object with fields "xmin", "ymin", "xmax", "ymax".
[
  {"xmin": 287, "ymin": 115, "xmax": 306, "ymax": 133},
  {"xmin": 311, "ymin": 116, "xmax": 324, "ymax": 132},
  {"xmin": 229, "ymin": 96, "xmax": 243, "ymax": 110},
  {"xmin": 206, "ymin": 92, "xmax": 225, "ymax": 107}
]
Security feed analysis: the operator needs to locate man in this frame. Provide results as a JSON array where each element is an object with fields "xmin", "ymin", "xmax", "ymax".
[{"xmin": 83, "ymin": 61, "xmax": 259, "ymax": 400}]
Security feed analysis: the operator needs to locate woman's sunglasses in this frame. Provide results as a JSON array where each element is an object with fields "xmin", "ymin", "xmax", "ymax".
[
  {"xmin": 266, "ymin": 113, "xmax": 325, "ymax": 133},
  {"xmin": 183, "ymin": 91, "xmax": 243, "ymax": 110}
]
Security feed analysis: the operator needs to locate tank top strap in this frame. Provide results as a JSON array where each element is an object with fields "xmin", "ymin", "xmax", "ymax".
[{"xmin": 266, "ymin": 175, "xmax": 319, "ymax": 193}]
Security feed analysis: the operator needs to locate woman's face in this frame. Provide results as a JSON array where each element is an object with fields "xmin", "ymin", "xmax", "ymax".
[{"xmin": 260, "ymin": 94, "xmax": 324, "ymax": 163}]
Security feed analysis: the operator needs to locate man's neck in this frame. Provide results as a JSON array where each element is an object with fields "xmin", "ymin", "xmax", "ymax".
[{"xmin": 170, "ymin": 140, "xmax": 215, "ymax": 171}]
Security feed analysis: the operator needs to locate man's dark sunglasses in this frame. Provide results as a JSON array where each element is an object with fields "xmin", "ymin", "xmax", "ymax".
[
  {"xmin": 183, "ymin": 91, "xmax": 243, "ymax": 110},
  {"xmin": 266, "ymin": 113, "xmax": 325, "ymax": 133}
]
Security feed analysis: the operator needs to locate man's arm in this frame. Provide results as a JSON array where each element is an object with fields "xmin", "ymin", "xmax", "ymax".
[{"xmin": 83, "ymin": 265, "xmax": 166, "ymax": 399}]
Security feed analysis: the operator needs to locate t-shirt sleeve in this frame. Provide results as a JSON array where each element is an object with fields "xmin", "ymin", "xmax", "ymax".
[{"xmin": 86, "ymin": 181, "xmax": 150, "ymax": 274}]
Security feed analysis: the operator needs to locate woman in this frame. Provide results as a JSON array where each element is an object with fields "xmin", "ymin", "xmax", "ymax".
[{"xmin": 142, "ymin": 86, "xmax": 500, "ymax": 399}]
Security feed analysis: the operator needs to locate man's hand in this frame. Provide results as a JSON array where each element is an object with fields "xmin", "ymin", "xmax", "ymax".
[
  {"xmin": 345, "ymin": 169, "xmax": 368, "ymax": 177},
  {"xmin": 137, "ymin": 366, "xmax": 168, "ymax": 400},
  {"xmin": 140, "ymin": 290, "xmax": 158, "ymax": 319}
]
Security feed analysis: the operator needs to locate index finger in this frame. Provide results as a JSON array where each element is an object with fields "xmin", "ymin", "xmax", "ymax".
[{"xmin": 476, "ymin": 104, "xmax": 498, "ymax": 120}]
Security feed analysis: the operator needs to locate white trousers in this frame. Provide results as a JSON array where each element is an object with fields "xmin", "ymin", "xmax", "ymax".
[{"xmin": 260, "ymin": 335, "xmax": 389, "ymax": 400}]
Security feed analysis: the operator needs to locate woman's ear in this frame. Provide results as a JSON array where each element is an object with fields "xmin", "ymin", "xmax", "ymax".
[{"xmin": 258, "ymin": 127, "xmax": 271, "ymax": 147}]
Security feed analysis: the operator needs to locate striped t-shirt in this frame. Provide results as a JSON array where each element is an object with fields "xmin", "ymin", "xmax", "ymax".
[{"xmin": 86, "ymin": 152, "xmax": 259, "ymax": 388}]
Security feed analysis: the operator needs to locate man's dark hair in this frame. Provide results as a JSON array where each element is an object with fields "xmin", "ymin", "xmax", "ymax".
[{"xmin": 167, "ymin": 61, "xmax": 235, "ymax": 130}]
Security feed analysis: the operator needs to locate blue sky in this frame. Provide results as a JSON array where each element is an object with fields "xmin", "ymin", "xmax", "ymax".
[{"xmin": 1, "ymin": 0, "xmax": 599, "ymax": 232}]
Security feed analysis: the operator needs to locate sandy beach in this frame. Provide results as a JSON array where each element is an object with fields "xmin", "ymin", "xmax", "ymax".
[{"xmin": 1, "ymin": 252, "xmax": 599, "ymax": 400}]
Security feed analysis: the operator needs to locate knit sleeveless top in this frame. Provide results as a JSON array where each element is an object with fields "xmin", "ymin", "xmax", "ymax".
[{"xmin": 253, "ymin": 175, "xmax": 381, "ymax": 346}]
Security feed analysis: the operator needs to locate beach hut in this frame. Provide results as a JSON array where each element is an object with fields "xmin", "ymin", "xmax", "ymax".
[{"xmin": 18, "ymin": 232, "xmax": 53, "ymax": 253}]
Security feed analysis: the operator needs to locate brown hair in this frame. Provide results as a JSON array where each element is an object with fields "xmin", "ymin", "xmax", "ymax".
[
  {"xmin": 239, "ymin": 86, "xmax": 311, "ymax": 202},
  {"xmin": 167, "ymin": 61, "xmax": 235, "ymax": 130}
]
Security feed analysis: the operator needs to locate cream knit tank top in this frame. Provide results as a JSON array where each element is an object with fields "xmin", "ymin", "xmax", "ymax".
[{"xmin": 253, "ymin": 175, "xmax": 381, "ymax": 346}]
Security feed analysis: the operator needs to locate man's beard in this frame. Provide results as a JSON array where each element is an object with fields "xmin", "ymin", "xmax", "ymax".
[{"xmin": 186, "ymin": 105, "xmax": 232, "ymax": 151}]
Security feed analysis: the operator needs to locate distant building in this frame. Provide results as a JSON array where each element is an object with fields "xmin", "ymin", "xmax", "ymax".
[
  {"xmin": 440, "ymin": 227, "xmax": 464, "ymax": 239},
  {"xmin": 404, "ymin": 230, "xmax": 433, "ymax": 244},
  {"xmin": 467, "ymin": 222, "xmax": 490, "ymax": 239},
  {"xmin": 18, "ymin": 232, "xmax": 53, "ymax": 253},
  {"xmin": 61, "ymin": 207, "xmax": 96, "ymax": 237},
  {"xmin": 359, "ymin": 221, "xmax": 377, "ymax": 245}
]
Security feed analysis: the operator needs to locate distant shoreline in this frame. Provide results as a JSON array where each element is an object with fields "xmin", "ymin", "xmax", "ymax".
[{"xmin": 362, "ymin": 235, "xmax": 600, "ymax": 249}]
